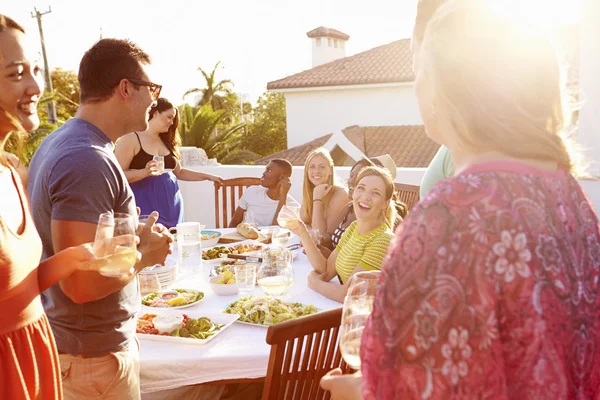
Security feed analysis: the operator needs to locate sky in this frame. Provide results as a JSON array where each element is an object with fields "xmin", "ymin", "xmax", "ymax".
[
  {"xmin": 5, "ymin": 0, "xmax": 418, "ymax": 105},
  {"xmin": 6, "ymin": 0, "xmax": 581, "ymax": 106}
]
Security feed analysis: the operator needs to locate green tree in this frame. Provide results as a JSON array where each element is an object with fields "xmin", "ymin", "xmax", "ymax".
[
  {"xmin": 50, "ymin": 68, "xmax": 80, "ymax": 122},
  {"xmin": 243, "ymin": 92, "xmax": 287, "ymax": 158},
  {"xmin": 178, "ymin": 104, "xmax": 258, "ymax": 165},
  {"xmin": 183, "ymin": 61, "xmax": 233, "ymax": 110}
]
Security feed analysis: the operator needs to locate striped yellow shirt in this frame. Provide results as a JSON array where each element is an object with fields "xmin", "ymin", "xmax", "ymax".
[{"xmin": 335, "ymin": 221, "xmax": 394, "ymax": 284}]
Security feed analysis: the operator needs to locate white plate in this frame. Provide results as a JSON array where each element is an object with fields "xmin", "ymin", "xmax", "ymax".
[
  {"xmin": 223, "ymin": 298, "xmax": 318, "ymax": 327},
  {"xmin": 141, "ymin": 288, "xmax": 204, "ymax": 310},
  {"xmin": 137, "ymin": 310, "xmax": 239, "ymax": 346}
]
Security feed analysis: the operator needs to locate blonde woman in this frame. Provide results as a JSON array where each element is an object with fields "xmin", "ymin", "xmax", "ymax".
[
  {"xmin": 300, "ymin": 148, "xmax": 348, "ymax": 237},
  {"xmin": 291, "ymin": 167, "xmax": 395, "ymax": 303},
  {"xmin": 321, "ymin": 0, "xmax": 600, "ymax": 399}
]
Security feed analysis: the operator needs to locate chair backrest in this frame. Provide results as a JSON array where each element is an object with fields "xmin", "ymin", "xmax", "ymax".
[
  {"xmin": 262, "ymin": 307, "xmax": 353, "ymax": 400},
  {"xmin": 214, "ymin": 177, "xmax": 261, "ymax": 228},
  {"xmin": 394, "ymin": 182, "xmax": 420, "ymax": 212}
]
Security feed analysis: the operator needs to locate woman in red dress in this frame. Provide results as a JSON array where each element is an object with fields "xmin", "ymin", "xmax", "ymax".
[
  {"xmin": 0, "ymin": 15, "xmax": 105, "ymax": 399},
  {"xmin": 321, "ymin": 1, "xmax": 600, "ymax": 399}
]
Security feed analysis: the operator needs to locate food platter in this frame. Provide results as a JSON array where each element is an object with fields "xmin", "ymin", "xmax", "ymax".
[
  {"xmin": 136, "ymin": 309, "xmax": 239, "ymax": 346},
  {"xmin": 141, "ymin": 288, "xmax": 204, "ymax": 309},
  {"xmin": 223, "ymin": 296, "xmax": 318, "ymax": 327},
  {"xmin": 202, "ymin": 240, "xmax": 265, "ymax": 265}
]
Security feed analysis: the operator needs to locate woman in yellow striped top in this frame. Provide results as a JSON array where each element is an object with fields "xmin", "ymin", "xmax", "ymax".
[{"xmin": 289, "ymin": 166, "xmax": 396, "ymax": 302}]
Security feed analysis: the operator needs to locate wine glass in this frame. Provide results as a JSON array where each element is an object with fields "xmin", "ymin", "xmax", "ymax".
[
  {"xmin": 271, "ymin": 227, "xmax": 291, "ymax": 247},
  {"xmin": 277, "ymin": 206, "xmax": 300, "ymax": 229},
  {"xmin": 93, "ymin": 212, "xmax": 138, "ymax": 278},
  {"xmin": 339, "ymin": 271, "xmax": 380, "ymax": 369},
  {"xmin": 256, "ymin": 247, "xmax": 294, "ymax": 297}
]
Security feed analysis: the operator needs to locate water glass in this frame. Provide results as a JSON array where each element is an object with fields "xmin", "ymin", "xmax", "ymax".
[
  {"xmin": 234, "ymin": 264, "xmax": 256, "ymax": 298},
  {"xmin": 153, "ymin": 155, "xmax": 165, "ymax": 174},
  {"xmin": 243, "ymin": 211, "xmax": 258, "ymax": 228},
  {"xmin": 93, "ymin": 213, "xmax": 137, "ymax": 278}
]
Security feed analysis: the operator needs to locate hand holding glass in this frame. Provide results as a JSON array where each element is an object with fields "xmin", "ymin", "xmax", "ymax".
[
  {"xmin": 277, "ymin": 205, "xmax": 300, "ymax": 229},
  {"xmin": 93, "ymin": 213, "xmax": 138, "ymax": 278},
  {"xmin": 339, "ymin": 271, "xmax": 380, "ymax": 369}
]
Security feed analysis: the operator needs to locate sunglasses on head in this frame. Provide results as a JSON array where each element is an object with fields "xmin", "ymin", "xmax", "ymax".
[{"xmin": 126, "ymin": 78, "xmax": 162, "ymax": 101}]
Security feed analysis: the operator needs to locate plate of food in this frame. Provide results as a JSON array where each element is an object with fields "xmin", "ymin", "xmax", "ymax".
[
  {"xmin": 136, "ymin": 310, "xmax": 239, "ymax": 345},
  {"xmin": 224, "ymin": 296, "xmax": 318, "ymax": 327},
  {"xmin": 202, "ymin": 241, "xmax": 264, "ymax": 263},
  {"xmin": 141, "ymin": 288, "xmax": 204, "ymax": 309}
]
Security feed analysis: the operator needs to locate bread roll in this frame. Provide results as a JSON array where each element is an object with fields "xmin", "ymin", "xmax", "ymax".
[{"xmin": 237, "ymin": 222, "xmax": 259, "ymax": 239}]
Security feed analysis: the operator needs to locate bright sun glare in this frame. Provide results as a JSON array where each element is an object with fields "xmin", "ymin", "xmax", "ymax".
[{"xmin": 491, "ymin": 0, "xmax": 581, "ymax": 26}]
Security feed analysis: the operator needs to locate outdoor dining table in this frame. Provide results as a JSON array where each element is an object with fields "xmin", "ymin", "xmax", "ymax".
[{"xmin": 139, "ymin": 228, "xmax": 342, "ymax": 398}]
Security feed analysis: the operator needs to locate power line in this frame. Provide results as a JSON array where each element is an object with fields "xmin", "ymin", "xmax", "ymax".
[{"xmin": 31, "ymin": 6, "xmax": 58, "ymax": 125}]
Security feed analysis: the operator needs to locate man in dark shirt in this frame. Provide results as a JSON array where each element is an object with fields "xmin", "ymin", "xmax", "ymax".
[{"xmin": 28, "ymin": 38, "xmax": 171, "ymax": 399}]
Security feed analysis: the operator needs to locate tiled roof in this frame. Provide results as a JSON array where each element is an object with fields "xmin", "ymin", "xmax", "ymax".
[
  {"xmin": 306, "ymin": 27, "xmax": 350, "ymax": 41},
  {"xmin": 257, "ymin": 134, "xmax": 332, "ymax": 166},
  {"xmin": 255, "ymin": 125, "xmax": 439, "ymax": 168},
  {"xmin": 267, "ymin": 39, "xmax": 414, "ymax": 90}
]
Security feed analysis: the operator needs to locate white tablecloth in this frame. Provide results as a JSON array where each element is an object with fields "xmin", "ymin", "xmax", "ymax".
[{"xmin": 139, "ymin": 230, "xmax": 341, "ymax": 394}]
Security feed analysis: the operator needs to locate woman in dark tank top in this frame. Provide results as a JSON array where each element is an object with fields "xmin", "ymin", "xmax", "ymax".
[{"xmin": 115, "ymin": 98, "xmax": 224, "ymax": 227}]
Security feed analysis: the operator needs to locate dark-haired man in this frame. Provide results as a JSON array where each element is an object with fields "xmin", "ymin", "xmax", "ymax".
[
  {"xmin": 229, "ymin": 159, "xmax": 296, "ymax": 227},
  {"xmin": 28, "ymin": 38, "xmax": 171, "ymax": 399}
]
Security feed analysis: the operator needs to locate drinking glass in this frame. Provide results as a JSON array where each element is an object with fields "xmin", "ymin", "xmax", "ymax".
[
  {"xmin": 153, "ymin": 155, "xmax": 165, "ymax": 174},
  {"xmin": 234, "ymin": 264, "xmax": 256, "ymax": 298},
  {"xmin": 93, "ymin": 213, "xmax": 138, "ymax": 278},
  {"xmin": 339, "ymin": 271, "xmax": 381, "ymax": 369},
  {"xmin": 277, "ymin": 206, "xmax": 300, "ymax": 230},
  {"xmin": 271, "ymin": 227, "xmax": 291, "ymax": 247},
  {"xmin": 243, "ymin": 211, "xmax": 258, "ymax": 228}
]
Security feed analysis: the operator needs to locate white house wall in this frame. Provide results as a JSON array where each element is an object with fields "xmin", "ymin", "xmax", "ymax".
[{"xmin": 284, "ymin": 85, "xmax": 422, "ymax": 148}]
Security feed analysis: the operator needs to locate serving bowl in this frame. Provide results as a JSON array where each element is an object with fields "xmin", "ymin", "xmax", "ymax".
[{"xmin": 209, "ymin": 276, "xmax": 239, "ymax": 296}]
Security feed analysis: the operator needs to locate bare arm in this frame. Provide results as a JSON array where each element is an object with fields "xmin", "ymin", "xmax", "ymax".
[
  {"xmin": 293, "ymin": 221, "xmax": 337, "ymax": 276},
  {"xmin": 37, "ymin": 244, "xmax": 96, "ymax": 293},
  {"xmin": 51, "ymin": 215, "xmax": 171, "ymax": 304},
  {"xmin": 173, "ymin": 159, "xmax": 224, "ymax": 184},
  {"xmin": 324, "ymin": 188, "xmax": 350, "ymax": 234},
  {"xmin": 229, "ymin": 207, "xmax": 246, "ymax": 228},
  {"xmin": 114, "ymin": 134, "xmax": 154, "ymax": 184},
  {"xmin": 307, "ymin": 265, "xmax": 368, "ymax": 303}
]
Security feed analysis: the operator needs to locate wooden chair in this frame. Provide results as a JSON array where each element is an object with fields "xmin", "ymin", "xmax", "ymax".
[
  {"xmin": 214, "ymin": 177, "xmax": 261, "ymax": 228},
  {"xmin": 262, "ymin": 307, "xmax": 353, "ymax": 400},
  {"xmin": 394, "ymin": 182, "xmax": 420, "ymax": 212}
]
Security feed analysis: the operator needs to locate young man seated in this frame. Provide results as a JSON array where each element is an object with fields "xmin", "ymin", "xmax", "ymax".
[{"xmin": 229, "ymin": 159, "xmax": 296, "ymax": 227}]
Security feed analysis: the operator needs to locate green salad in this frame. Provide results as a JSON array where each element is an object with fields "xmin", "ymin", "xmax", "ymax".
[
  {"xmin": 141, "ymin": 289, "xmax": 204, "ymax": 308},
  {"xmin": 171, "ymin": 317, "xmax": 224, "ymax": 340},
  {"xmin": 224, "ymin": 297, "xmax": 318, "ymax": 326}
]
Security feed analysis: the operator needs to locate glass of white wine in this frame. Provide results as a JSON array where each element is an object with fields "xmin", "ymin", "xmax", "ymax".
[
  {"xmin": 93, "ymin": 212, "xmax": 138, "ymax": 278},
  {"xmin": 339, "ymin": 271, "xmax": 380, "ymax": 370},
  {"xmin": 277, "ymin": 199, "xmax": 301, "ymax": 230}
]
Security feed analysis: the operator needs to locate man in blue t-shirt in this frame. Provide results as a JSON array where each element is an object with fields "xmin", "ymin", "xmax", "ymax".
[{"xmin": 28, "ymin": 39, "xmax": 172, "ymax": 399}]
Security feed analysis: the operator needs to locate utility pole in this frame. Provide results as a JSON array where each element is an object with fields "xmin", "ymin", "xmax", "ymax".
[{"xmin": 31, "ymin": 6, "xmax": 58, "ymax": 125}]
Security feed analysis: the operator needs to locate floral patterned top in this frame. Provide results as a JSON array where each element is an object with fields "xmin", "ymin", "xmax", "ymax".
[{"xmin": 361, "ymin": 161, "xmax": 600, "ymax": 399}]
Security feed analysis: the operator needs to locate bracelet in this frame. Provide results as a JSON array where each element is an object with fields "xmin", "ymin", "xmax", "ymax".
[{"xmin": 313, "ymin": 198, "xmax": 322, "ymax": 202}]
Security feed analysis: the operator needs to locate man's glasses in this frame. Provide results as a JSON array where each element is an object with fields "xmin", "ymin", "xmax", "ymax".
[{"xmin": 126, "ymin": 78, "xmax": 162, "ymax": 101}]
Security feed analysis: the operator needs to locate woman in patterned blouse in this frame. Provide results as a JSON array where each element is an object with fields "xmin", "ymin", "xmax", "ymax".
[{"xmin": 321, "ymin": 0, "xmax": 600, "ymax": 399}]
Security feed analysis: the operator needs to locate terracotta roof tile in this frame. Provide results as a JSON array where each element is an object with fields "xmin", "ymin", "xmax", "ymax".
[
  {"xmin": 267, "ymin": 39, "xmax": 414, "ymax": 90},
  {"xmin": 255, "ymin": 125, "xmax": 439, "ymax": 168},
  {"xmin": 256, "ymin": 134, "xmax": 332, "ymax": 165}
]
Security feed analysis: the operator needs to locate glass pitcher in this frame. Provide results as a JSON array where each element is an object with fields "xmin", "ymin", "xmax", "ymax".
[{"xmin": 256, "ymin": 247, "xmax": 294, "ymax": 297}]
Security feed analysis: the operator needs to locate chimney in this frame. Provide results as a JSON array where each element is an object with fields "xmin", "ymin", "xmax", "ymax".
[{"xmin": 306, "ymin": 26, "xmax": 350, "ymax": 68}]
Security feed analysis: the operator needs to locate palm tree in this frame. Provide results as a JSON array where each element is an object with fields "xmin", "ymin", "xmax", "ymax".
[
  {"xmin": 183, "ymin": 62, "xmax": 233, "ymax": 110},
  {"xmin": 178, "ymin": 104, "xmax": 258, "ymax": 164}
]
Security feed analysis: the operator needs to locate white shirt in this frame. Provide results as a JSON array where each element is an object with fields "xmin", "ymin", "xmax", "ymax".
[{"xmin": 238, "ymin": 186, "xmax": 296, "ymax": 227}]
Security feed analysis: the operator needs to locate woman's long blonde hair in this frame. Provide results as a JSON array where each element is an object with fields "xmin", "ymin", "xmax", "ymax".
[
  {"xmin": 354, "ymin": 166, "xmax": 396, "ymax": 229},
  {"xmin": 419, "ymin": 0, "xmax": 579, "ymax": 175},
  {"xmin": 301, "ymin": 148, "xmax": 338, "ymax": 224}
]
